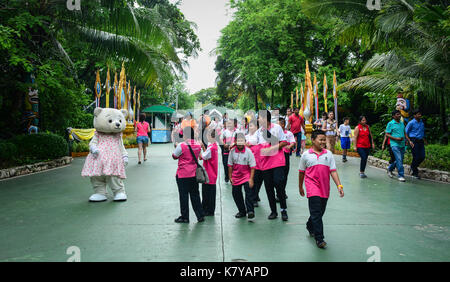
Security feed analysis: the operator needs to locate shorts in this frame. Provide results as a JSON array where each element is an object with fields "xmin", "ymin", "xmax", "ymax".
[
  {"xmin": 340, "ymin": 137, "xmax": 350, "ymax": 150},
  {"xmin": 137, "ymin": 136, "xmax": 149, "ymax": 144}
]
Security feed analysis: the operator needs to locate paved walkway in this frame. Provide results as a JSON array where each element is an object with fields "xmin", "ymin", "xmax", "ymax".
[{"xmin": 0, "ymin": 143, "xmax": 449, "ymax": 262}]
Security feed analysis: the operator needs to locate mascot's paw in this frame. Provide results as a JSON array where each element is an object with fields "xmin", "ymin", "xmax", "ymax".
[
  {"xmin": 90, "ymin": 148, "xmax": 99, "ymax": 158},
  {"xmin": 89, "ymin": 193, "xmax": 107, "ymax": 202},
  {"xmin": 113, "ymin": 192, "xmax": 127, "ymax": 202}
]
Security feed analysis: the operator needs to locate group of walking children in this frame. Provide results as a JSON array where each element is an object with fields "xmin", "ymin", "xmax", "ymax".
[{"xmin": 172, "ymin": 110, "xmax": 345, "ymax": 249}]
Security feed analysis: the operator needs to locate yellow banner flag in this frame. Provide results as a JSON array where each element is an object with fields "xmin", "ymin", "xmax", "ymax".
[
  {"xmin": 133, "ymin": 86, "xmax": 136, "ymax": 122},
  {"xmin": 118, "ymin": 62, "xmax": 126, "ymax": 109},
  {"xmin": 113, "ymin": 72, "xmax": 118, "ymax": 109},
  {"xmin": 95, "ymin": 70, "xmax": 101, "ymax": 108},
  {"xmin": 105, "ymin": 67, "xmax": 110, "ymax": 108}
]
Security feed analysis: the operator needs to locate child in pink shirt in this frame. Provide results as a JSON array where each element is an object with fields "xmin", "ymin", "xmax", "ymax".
[
  {"xmin": 298, "ymin": 129, "xmax": 344, "ymax": 249},
  {"xmin": 172, "ymin": 126, "xmax": 205, "ymax": 223},
  {"xmin": 200, "ymin": 129, "xmax": 219, "ymax": 216},
  {"xmin": 228, "ymin": 133, "xmax": 256, "ymax": 220}
]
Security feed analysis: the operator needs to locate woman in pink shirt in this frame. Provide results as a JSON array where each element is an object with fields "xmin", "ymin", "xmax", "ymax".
[
  {"xmin": 134, "ymin": 113, "xmax": 151, "ymax": 164},
  {"xmin": 172, "ymin": 126, "xmax": 205, "ymax": 223}
]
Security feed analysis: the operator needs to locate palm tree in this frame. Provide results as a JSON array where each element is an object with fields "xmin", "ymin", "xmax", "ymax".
[
  {"xmin": 301, "ymin": 0, "xmax": 449, "ymax": 143},
  {"xmin": 16, "ymin": 0, "xmax": 197, "ymax": 88}
]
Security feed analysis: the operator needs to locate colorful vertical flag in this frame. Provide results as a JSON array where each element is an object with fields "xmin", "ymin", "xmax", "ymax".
[
  {"xmin": 333, "ymin": 71, "xmax": 338, "ymax": 124},
  {"xmin": 323, "ymin": 74, "xmax": 328, "ymax": 113},
  {"xmin": 296, "ymin": 87, "xmax": 299, "ymax": 108},
  {"xmin": 305, "ymin": 60, "xmax": 314, "ymax": 123},
  {"xmin": 133, "ymin": 86, "xmax": 136, "ymax": 122},
  {"xmin": 114, "ymin": 72, "xmax": 118, "ymax": 109},
  {"xmin": 119, "ymin": 62, "xmax": 126, "ymax": 110},
  {"xmin": 137, "ymin": 90, "xmax": 140, "ymax": 119},
  {"xmin": 127, "ymin": 80, "xmax": 131, "ymax": 119},
  {"xmin": 105, "ymin": 68, "xmax": 110, "ymax": 108},
  {"xmin": 313, "ymin": 74, "xmax": 319, "ymax": 121},
  {"xmin": 300, "ymin": 83, "xmax": 305, "ymax": 117},
  {"xmin": 95, "ymin": 70, "xmax": 102, "ymax": 108}
]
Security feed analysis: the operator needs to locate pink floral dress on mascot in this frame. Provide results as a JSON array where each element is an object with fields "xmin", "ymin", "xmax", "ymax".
[{"xmin": 82, "ymin": 132, "xmax": 126, "ymax": 179}]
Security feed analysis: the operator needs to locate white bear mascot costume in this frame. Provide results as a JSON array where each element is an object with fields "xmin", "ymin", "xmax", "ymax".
[{"xmin": 81, "ymin": 107, "xmax": 129, "ymax": 202}]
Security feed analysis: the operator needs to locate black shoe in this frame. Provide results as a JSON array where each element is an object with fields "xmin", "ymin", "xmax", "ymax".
[
  {"xmin": 281, "ymin": 210, "xmax": 288, "ymax": 221},
  {"xmin": 197, "ymin": 217, "xmax": 205, "ymax": 222},
  {"xmin": 138, "ymin": 161, "xmax": 142, "ymax": 164},
  {"xmin": 174, "ymin": 216, "xmax": 189, "ymax": 223},
  {"xmin": 235, "ymin": 212, "xmax": 246, "ymax": 218},
  {"xmin": 316, "ymin": 240, "xmax": 327, "ymax": 249},
  {"xmin": 268, "ymin": 212, "xmax": 278, "ymax": 220},
  {"xmin": 253, "ymin": 202, "xmax": 259, "ymax": 207},
  {"xmin": 343, "ymin": 158, "xmax": 347, "ymax": 163},
  {"xmin": 247, "ymin": 211, "xmax": 255, "ymax": 219}
]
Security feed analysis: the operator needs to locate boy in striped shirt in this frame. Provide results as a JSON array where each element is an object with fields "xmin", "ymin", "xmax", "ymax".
[{"xmin": 298, "ymin": 130, "xmax": 344, "ymax": 249}]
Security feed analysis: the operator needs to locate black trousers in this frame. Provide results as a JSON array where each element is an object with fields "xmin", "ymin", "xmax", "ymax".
[
  {"xmin": 232, "ymin": 182, "xmax": 255, "ymax": 214},
  {"xmin": 176, "ymin": 176, "xmax": 204, "ymax": 220},
  {"xmin": 410, "ymin": 138, "xmax": 425, "ymax": 176},
  {"xmin": 306, "ymin": 196, "xmax": 328, "ymax": 242},
  {"xmin": 253, "ymin": 169, "xmax": 264, "ymax": 202},
  {"xmin": 282, "ymin": 152, "xmax": 290, "ymax": 188},
  {"xmin": 201, "ymin": 183, "xmax": 216, "ymax": 215},
  {"xmin": 222, "ymin": 153, "xmax": 230, "ymax": 182},
  {"xmin": 263, "ymin": 166, "xmax": 287, "ymax": 213}
]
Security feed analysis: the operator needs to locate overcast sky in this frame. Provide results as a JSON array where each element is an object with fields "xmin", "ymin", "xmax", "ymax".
[{"xmin": 171, "ymin": 0, "xmax": 233, "ymax": 94}]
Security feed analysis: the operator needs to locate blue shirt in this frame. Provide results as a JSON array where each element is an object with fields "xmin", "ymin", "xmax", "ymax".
[
  {"xmin": 405, "ymin": 118, "xmax": 425, "ymax": 139},
  {"xmin": 386, "ymin": 119, "xmax": 405, "ymax": 148}
]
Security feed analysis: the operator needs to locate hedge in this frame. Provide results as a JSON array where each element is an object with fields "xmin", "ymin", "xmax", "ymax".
[
  {"xmin": 0, "ymin": 140, "xmax": 18, "ymax": 161},
  {"xmin": 10, "ymin": 133, "xmax": 69, "ymax": 161},
  {"xmin": 372, "ymin": 144, "xmax": 450, "ymax": 172}
]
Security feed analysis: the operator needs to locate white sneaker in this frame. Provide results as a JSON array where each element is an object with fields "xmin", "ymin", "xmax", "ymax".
[
  {"xmin": 398, "ymin": 177, "xmax": 406, "ymax": 182},
  {"xmin": 113, "ymin": 192, "xmax": 127, "ymax": 202},
  {"xmin": 89, "ymin": 193, "xmax": 107, "ymax": 202},
  {"xmin": 387, "ymin": 170, "xmax": 394, "ymax": 178}
]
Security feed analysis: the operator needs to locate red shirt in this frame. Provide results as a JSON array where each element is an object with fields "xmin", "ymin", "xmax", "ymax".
[
  {"xmin": 288, "ymin": 114, "xmax": 303, "ymax": 134},
  {"xmin": 356, "ymin": 124, "xmax": 371, "ymax": 148}
]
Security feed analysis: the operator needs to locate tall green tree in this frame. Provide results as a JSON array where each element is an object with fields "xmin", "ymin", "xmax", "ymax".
[{"xmin": 302, "ymin": 0, "xmax": 449, "ymax": 143}]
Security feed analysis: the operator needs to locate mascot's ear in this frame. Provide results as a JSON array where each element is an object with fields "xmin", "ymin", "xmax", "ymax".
[
  {"xmin": 120, "ymin": 109, "xmax": 128, "ymax": 118},
  {"xmin": 94, "ymin": 107, "xmax": 103, "ymax": 117}
]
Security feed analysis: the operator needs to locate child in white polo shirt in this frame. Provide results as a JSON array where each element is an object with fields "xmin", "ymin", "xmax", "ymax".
[
  {"xmin": 298, "ymin": 129, "xmax": 344, "ymax": 249},
  {"xmin": 228, "ymin": 133, "xmax": 256, "ymax": 220}
]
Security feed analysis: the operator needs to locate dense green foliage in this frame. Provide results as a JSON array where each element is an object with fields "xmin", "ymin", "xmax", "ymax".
[
  {"xmin": 0, "ymin": 0, "xmax": 200, "ymax": 139},
  {"xmin": 373, "ymin": 144, "xmax": 450, "ymax": 172},
  {"xmin": 214, "ymin": 0, "xmax": 448, "ymax": 146}
]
